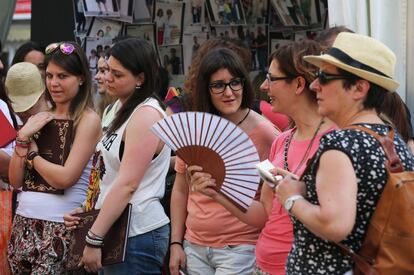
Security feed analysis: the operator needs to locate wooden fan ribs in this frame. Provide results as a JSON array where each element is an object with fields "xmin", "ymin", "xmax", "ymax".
[{"xmin": 151, "ymin": 112, "xmax": 261, "ymax": 212}]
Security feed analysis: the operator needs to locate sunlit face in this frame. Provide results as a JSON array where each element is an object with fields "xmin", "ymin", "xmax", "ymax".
[
  {"xmin": 310, "ymin": 62, "xmax": 349, "ymax": 118},
  {"xmin": 95, "ymin": 57, "xmax": 108, "ymax": 94},
  {"xmin": 46, "ymin": 62, "xmax": 83, "ymax": 105},
  {"xmin": 105, "ymin": 56, "xmax": 140, "ymax": 101},
  {"xmin": 209, "ymin": 68, "xmax": 243, "ymax": 116},
  {"xmin": 260, "ymin": 59, "xmax": 296, "ymax": 114},
  {"xmin": 25, "ymin": 50, "xmax": 46, "ymax": 79}
]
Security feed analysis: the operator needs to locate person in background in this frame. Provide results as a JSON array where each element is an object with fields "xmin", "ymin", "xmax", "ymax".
[
  {"xmin": 66, "ymin": 38, "xmax": 171, "ymax": 274},
  {"xmin": 7, "ymin": 42, "xmax": 101, "ymax": 274},
  {"xmin": 11, "ymin": 41, "xmax": 46, "ymax": 80},
  {"xmin": 169, "ymin": 47, "xmax": 279, "ymax": 275},
  {"xmin": 170, "ymin": 48, "xmax": 181, "ymax": 75},
  {"xmin": 380, "ymin": 92, "xmax": 414, "ymax": 152},
  {"xmin": 1, "ymin": 62, "xmax": 52, "ymax": 224},
  {"xmin": 95, "ymin": 56, "xmax": 117, "ymax": 131},
  {"xmin": 314, "ymin": 25, "xmax": 354, "ymax": 49},
  {"xmin": 156, "ymin": 8, "xmax": 166, "ymax": 45},
  {"xmin": 275, "ymin": 32, "xmax": 414, "ymax": 274}
]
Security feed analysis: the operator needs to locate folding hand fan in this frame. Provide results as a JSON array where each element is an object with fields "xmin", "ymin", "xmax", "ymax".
[{"xmin": 151, "ymin": 112, "xmax": 261, "ymax": 212}]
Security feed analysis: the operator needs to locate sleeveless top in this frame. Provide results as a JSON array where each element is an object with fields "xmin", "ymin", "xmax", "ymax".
[
  {"xmin": 286, "ymin": 124, "xmax": 414, "ymax": 274},
  {"xmin": 17, "ymin": 160, "xmax": 91, "ymax": 223},
  {"xmin": 94, "ymin": 97, "xmax": 171, "ymax": 237}
]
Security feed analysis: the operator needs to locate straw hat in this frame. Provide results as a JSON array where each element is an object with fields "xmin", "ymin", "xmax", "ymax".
[
  {"xmin": 5, "ymin": 62, "xmax": 45, "ymax": 112},
  {"xmin": 304, "ymin": 32, "xmax": 399, "ymax": 92}
]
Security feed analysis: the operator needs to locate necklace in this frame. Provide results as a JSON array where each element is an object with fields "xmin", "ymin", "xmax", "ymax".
[
  {"xmin": 284, "ymin": 118, "xmax": 324, "ymax": 174},
  {"xmin": 237, "ymin": 108, "xmax": 250, "ymax": 126}
]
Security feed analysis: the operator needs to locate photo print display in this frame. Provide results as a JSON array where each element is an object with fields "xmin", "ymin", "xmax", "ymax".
[
  {"xmin": 118, "ymin": 0, "xmax": 134, "ymax": 23},
  {"xmin": 299, "ymin": 0, "xmax": 328, "ymax": 27},
  {"xmin": 271, "ymin": 0, "xmax": 308, "ymax": 26},
  {"xmin": 242, "ymin": 0, "xmax": 269, "ymax": 24},
  {"xmin": 269, "ymin": 31, "xmax": 292, "ymax": 54},
  {"xmin": 125, "ymin": 23, "xmax": 157, "ymax": 50},
  {"xmin": 159, "ymin": 44, "xmax": 184, "ymax": 75},
  {"xmin": 87, "ymin": 17, "xmax": 123, "ymax": 39},
  {"xmin": 270, "ymin": 0, "xmax": 295, "ymax": 26},
  {"xmin": 83, "ymin": 0, "xmax": 120, "ymax": 17},
  {"xmin": 183, "ymin": 0, "xmax": 205, "ymax": 26},
  {"xmin": 73, "ymin": 0, "xmax": 92, "ymax": 35},
  {"xmin": 154, "ymin": 0, "xmax": 184, "ymax": 45},
  {"xmin": 182, "ymin": 28, "xmax": 209, "ymax": 75},
  {"xmin": 206, "ymin": 0, "xmax": 246, "ymax": 26},
  {"xmin": 268, "ymin": 3, "xmax": 285, "ymax": 30},
  {"xmin": 84, "ymin": 37, "xmax": 113, "ymax": 75}
]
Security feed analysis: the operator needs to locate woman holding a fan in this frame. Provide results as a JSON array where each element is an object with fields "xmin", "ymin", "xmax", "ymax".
[{"xmin": 169, "ymin": 47, "xmax": 278, "ymax": 275}]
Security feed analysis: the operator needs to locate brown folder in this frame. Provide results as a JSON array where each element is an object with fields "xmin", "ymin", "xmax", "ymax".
[
  {"xmin": 23, "ymin": 119, "xmax": 74, "ymax": 194},
  {"xmin": 65, "ymin": 204, "xmax": 132, "ymax": 271}
]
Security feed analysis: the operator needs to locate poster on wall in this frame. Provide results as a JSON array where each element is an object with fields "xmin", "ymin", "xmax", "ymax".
[
  {"xmin": 183, "ymin": 0, "xmax": 205, "ymax": 26},
  {"xmin": 154, "ymin": 0, "xmax": 185, "ymax": 45},
  {"xmin": 82, "ymin": 0, "xmax": 120, "ymax": 17},
  {"xmin": 87, "ymin": 17, "xmax": 123, "ymax": 39},
  {"xmin": 206, "ymin": 0, "xmax": 246, "ymax": 26},
  {"xmin": 84, "ymin": 37, "xmax": 113, "ymax": 76},
  {"xmin": 159, "ymin": 44, "xmax": 184, "ymax": 75},
  {"xmin": 269, "ymin": 31, "xmax": 292, "ymax": 55},
  {"xmin": 242, "ymin": 0, "xmax": 269, "ymax": 24},
  {"xmin": 125, "ymin": 23, "xmax": 157, "ymax": 50},
  {"xmin": 182, "ymin": 28, "xmax": 209, "ymax": 75}
]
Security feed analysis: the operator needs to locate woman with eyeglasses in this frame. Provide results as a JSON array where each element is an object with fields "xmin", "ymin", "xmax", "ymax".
[
  {"xmin": 7, "ymin": 42, "xmax": 102, "ymax": 274},
  {"xmin": 169, "ymin": 47, "xmax": 278, "ymax": 275},
  {"xmin": 190, "ymin": 40, "xmax": 336, "ymax": 275},
  {"xmin": 63, "ymin": 38, "xmax": 171, "ymax": 274}
]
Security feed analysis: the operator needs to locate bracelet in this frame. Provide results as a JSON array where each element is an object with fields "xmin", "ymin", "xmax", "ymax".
[
  {"xmin": 14, "ymin": 147, "xmax": 28, "ymax": 158},
  {"xmin": 85, "ymin": 242, "xmax": 104, "ymax": 249},
  {"xmin": 15, "ymin": 138, "xmax": 31, "ymax": 145},
  {"xmin": 16, "ymin": 143, "xmax": 30, "ymax": 148},
  {"xmin": 88, "ymin": 230, "xmax": 104, "ymax": 241},
  {"xmin": 170, "ymin": 241, "xmax": 183, "ymax": 247},
  {"xmin": 85, "ymin": 234, "xmax": 104, "ymax": 247}
]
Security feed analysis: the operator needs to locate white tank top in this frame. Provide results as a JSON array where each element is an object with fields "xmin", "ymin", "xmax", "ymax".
[
  {"xmin": 17, "ymin": 159, "xmax": 91, "ymax": 222},
  {"xmin": 95, "ymin": 97, "xmax": 170, "ymax": 237}
]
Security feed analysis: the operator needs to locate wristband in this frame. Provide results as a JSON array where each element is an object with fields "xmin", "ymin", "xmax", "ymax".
[{"xmin": 170, "ymin": 241, "xmax": 183, "ymax": 247}]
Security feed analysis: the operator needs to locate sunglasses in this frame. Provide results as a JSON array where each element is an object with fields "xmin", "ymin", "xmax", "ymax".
[
  {"xmin": 45, "ymin": 42, "xmax": 76, "ymax": 55},
  {"xmin": 209, "ymin": 78, "xmax": 244, "ymax": 94},
  {"xmin": 266, "ymin": 73, "xmax": 295, "ymax": 83},
  {"xmin": 315, "ymin": 70, "xmax": 354, "ymax": 85}
]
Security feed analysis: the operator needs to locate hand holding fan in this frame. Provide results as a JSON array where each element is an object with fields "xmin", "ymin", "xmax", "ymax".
[{"xmin": 151, "ymin": 112, "xmax": 261, "ymax": 212}]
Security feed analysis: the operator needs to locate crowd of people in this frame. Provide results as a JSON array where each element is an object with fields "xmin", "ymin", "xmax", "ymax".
[{"xmin": 0, "ymin": 25, "xmax": 413, "ymax": 275}]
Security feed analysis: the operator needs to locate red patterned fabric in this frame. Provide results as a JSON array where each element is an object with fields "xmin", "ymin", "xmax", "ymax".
[{"xmin": 0, "ymin": 190, "xmax": 12, "ymax": 275}]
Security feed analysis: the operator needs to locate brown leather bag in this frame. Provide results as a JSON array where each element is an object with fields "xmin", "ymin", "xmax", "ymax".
[{"xmin": 339, "ymin": 125, "xmax": 414, "ymax": 275}]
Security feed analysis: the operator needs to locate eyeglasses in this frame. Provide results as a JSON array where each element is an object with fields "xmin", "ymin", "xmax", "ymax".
[
  {"xmin": 315, "ymin": 70, "xmax": 354, "ymax": 85},
  {"xmin": 45, "ymin": 42, "xmax": 76, "ymax": 55},
  {"xmin": 209, "ymin": 78, "xmax": 244, "ymax": 94},
  {"xmin": 266, "ymin": 73, "xmax": 294, "ymax": 83}
]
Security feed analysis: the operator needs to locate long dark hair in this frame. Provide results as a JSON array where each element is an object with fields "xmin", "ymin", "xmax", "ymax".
[
  {"xmin": 192, "ymin": 47, "xmax": 253, "ymax": 114},
  {"xmin": 107, "ymin": 38, "xmax": 162, "ymax": 134},
  {"xmin": 44, "ymin": 41, "xmax": 93, "ymax": 128},
  {"xmin": 380, "ymin": 92, "xmax": 411, "ymax": 142},
  {"xmin": 12, "ymin": 41, "xmax": 44, "ymax": 65}
]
